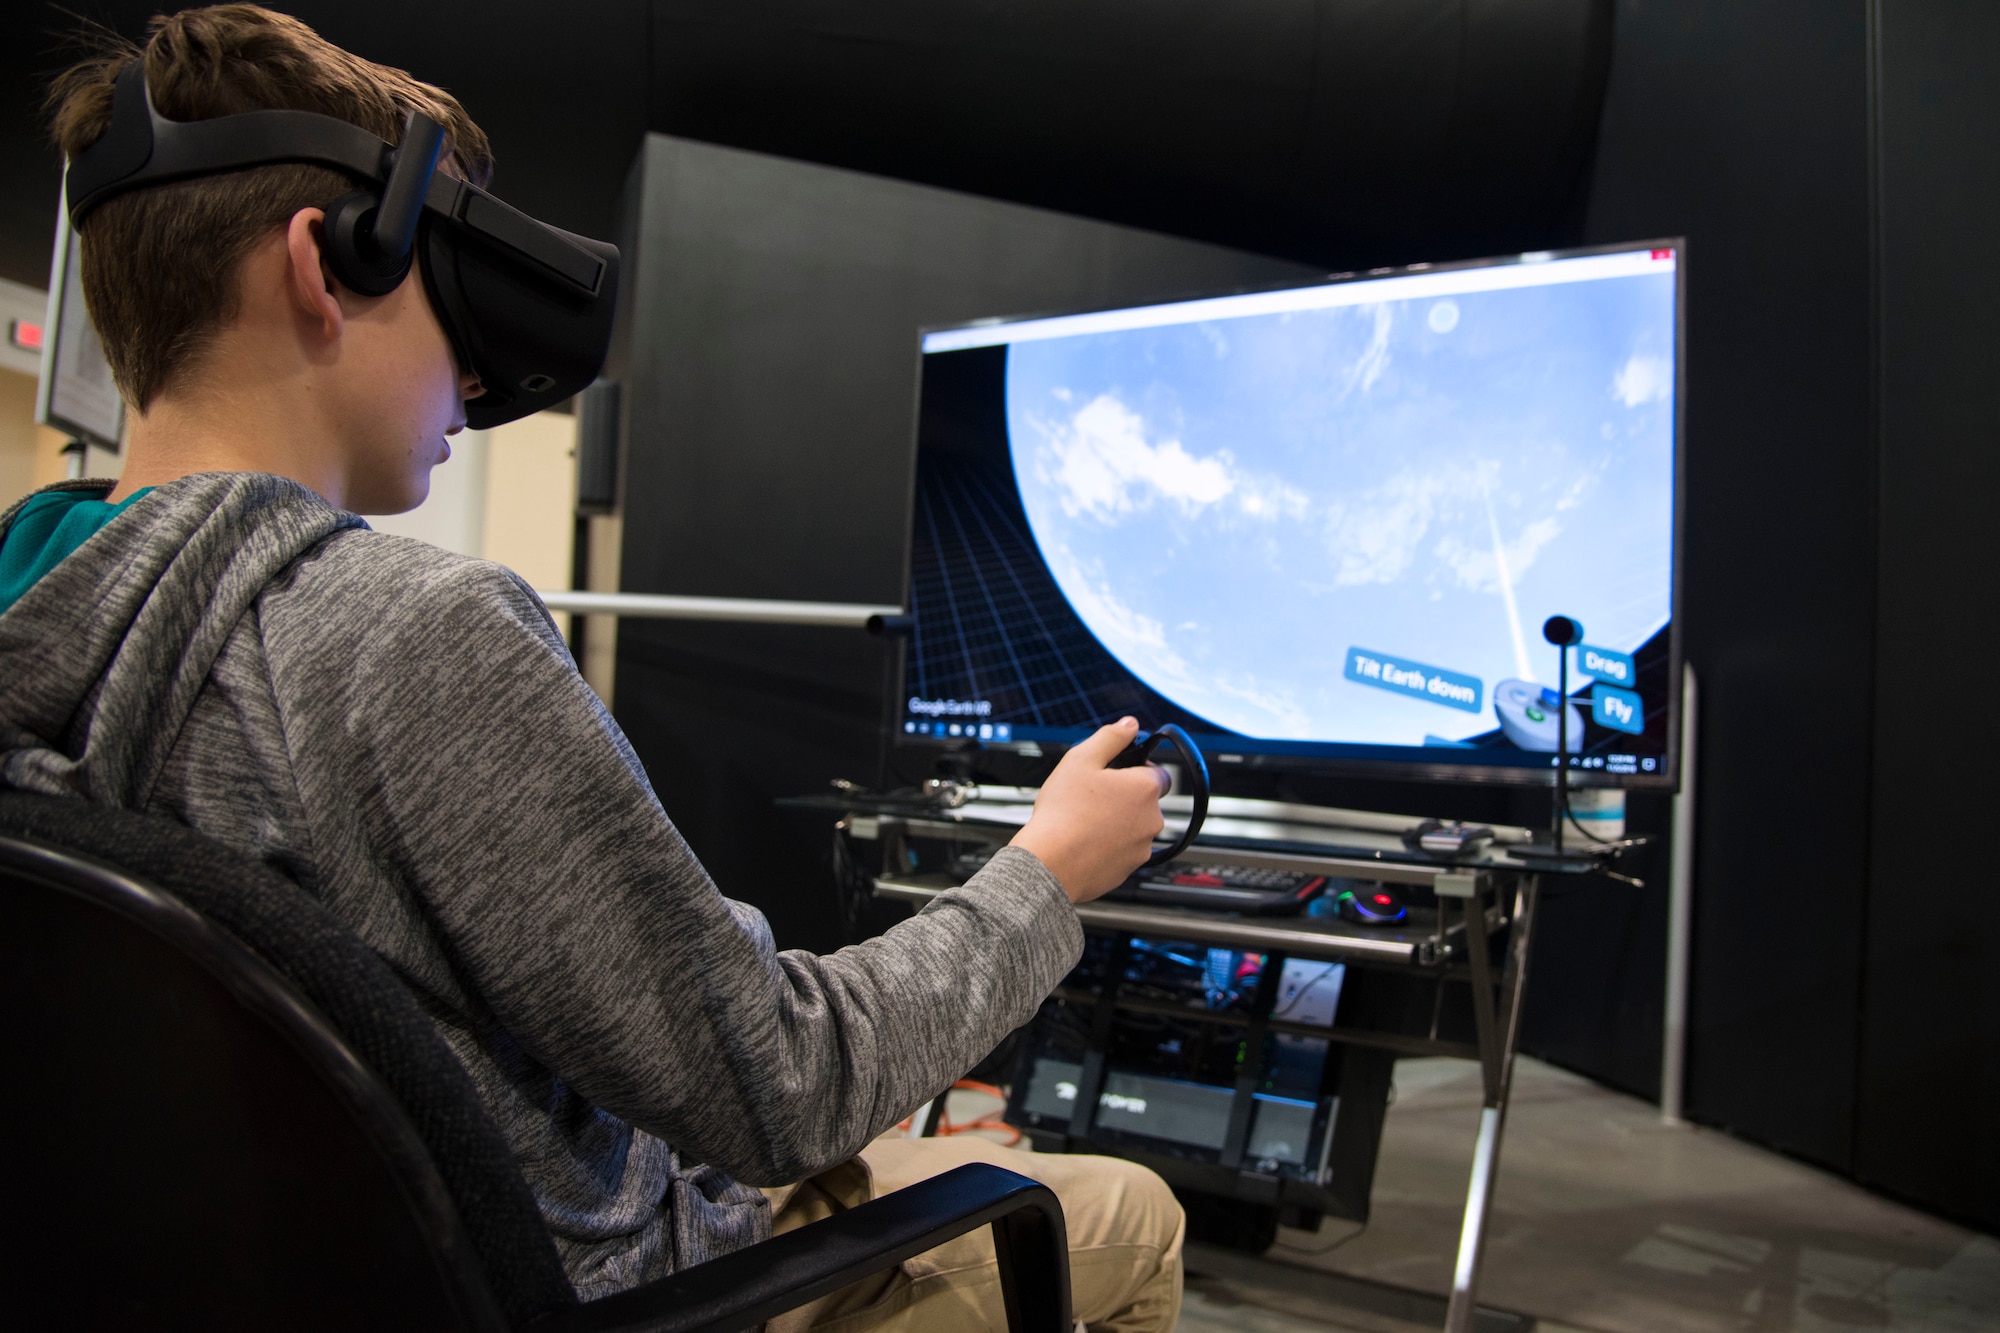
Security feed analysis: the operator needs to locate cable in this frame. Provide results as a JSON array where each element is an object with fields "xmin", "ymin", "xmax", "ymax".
[
  {"xmin": 828, "ymin": 820, "xmax": 877, "ymax": 940},
  {"xmin": 917, "ymin": 1080, "xmax": 1023, "ymax": 1147},
  {"xmin": 1272, "ymin": 961, "xmax": 1343, "ymax": 1020},
  {"xmin": 1553, "ymin": 800, "xmax": 1652, "ymax": 886},
  {"xmin": 1561, "ymin": 796, "xmax": 1614, "ymax": 845},
  {"xmin": 1274, "ymin": 1219, "xmax": 1370, "ymax": 1257},
  {"xmin": 952, "ymin": 1079, "xmax": 1010, "ymax": 1101}
]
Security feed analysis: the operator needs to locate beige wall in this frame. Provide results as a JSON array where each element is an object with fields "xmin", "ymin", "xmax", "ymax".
[
  {"xmin": 0, "ymin": 367, "xmax": 111, "ymax": 510},
  {"xmin": 579, "ymin": 512, "xmax": 622, "ymax": 707},
  {"xmin": 478, "ymin": 411, "xmax": 579, "ymax": 603},
  {"xmin": 370, "ymin": 413, "xmax": 580, "ymax": 593},
  {"xmin": 1, "ymin": 276, "xmax": 125, "ymax": 505},
  {"xmin": 484, "ymin": 415, "xmax": 629, "ymax": 702}
]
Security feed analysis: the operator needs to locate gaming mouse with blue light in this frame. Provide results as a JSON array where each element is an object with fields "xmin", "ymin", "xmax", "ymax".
[{"xmin": 1336, "ymin": 885, "xmax": 1409, "ymax": 925}]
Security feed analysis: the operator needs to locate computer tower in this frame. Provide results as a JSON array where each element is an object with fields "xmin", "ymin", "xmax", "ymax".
[{"xmin": 1006, "ymin": 933, "xmax": 1394, "ymax": 1231}]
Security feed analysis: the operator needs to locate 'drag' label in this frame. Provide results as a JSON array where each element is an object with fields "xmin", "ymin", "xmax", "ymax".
[
  {"xmin": 1576, "ymin": 643, "xmax": 1636, "ymax": 687},
  {"xmin": 1592, "ymin": 683, "xmax": 1645, "ymax": 734},
  {"xmin": 1345, "ymin": 649, "xmax": 1484, "ymax": 714}
]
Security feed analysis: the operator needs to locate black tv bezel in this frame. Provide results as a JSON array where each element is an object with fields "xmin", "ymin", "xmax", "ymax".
[{"xmin": 884, "ymin": 237, "xmax": 1688, "ymax": 794}]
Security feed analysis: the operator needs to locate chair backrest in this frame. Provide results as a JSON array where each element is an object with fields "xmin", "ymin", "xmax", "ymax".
[{"xmin": 0, "ymin": 792, "xmax": 578, "ymax": 1331}]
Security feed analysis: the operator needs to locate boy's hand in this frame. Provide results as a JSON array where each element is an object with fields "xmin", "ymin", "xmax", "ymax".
[{"xmin": 1009, "ymin": 717, "xmax": 1170, "ymax": 904}]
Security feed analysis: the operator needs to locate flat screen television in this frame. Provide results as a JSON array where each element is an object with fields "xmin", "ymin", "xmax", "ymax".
[
  {"xmin": 891, "ymin": 240, "xmax": 1684, "ymax": 789},
  {"xmin": 35, "ymin": 204, "xmax": 126, "ymax": 453}
]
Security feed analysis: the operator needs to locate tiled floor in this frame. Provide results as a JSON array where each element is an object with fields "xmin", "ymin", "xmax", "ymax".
[
  {"xmin": 1189, "ymin": 1057, "xmax": 2000, "ymax": 1332},
  {"xmin": 1177, "ymin": 1283, "xmax": 1403, "ymax": 1333},
  {"xmin": 939, "ymin": 1056, "xmax": 2000, "ymax": 1331}
]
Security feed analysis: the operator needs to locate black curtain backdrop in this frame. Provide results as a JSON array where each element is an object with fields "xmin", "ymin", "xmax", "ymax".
[
  {"xmin": 1860, "ymin": 0, "xmax": 2000, "ymax": 1230},
  {"xmin": 1582, "ymin": 0, "xmax": 1879, "ymax": 1176}
]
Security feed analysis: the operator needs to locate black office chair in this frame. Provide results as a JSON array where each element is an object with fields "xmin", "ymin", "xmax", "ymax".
[{"xmin": 0, "ymin": 791, "xmax": 1070, "ymax": 1332}]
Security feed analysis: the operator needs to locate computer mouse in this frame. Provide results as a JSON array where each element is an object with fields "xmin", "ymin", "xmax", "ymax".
[{"xmin": 1337, "ymin": 885, "xmax": 1409, "ymax": 926}]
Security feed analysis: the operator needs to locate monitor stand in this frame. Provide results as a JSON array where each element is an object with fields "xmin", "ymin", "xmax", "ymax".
[{"xmin": 791, "ymin": 785, "xmax": 1611, "ymax": 1333}]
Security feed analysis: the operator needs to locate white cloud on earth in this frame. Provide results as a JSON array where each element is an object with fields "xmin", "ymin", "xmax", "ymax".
[
  {"xmin": 1234, "ymin": 474, "xmax": 1312, "ymax": 521},
  {"xmin": 1068, "ymin": 572, "xmax": 1169, "ymax": 656},
  {"xmin": 1321, "ymin": 463, "xmax": 1497, "ymax": 587},
  {"xmin": 1345, "ymin": 304, "xmax": 1393, "ymax": 396},
  {"xmin": 1434, "ymin": 516, "xmax": 1562, "ymax": 594},
  {"xmin": 1613, "ymin": 353, "xmax": 1672, "ymax": 407},
  {"xmin": 1207, "ymin": 673, "xmax": 1313, "ymax": 737},
  {"xmin": 1324, "ymin": 482, "xmax": 1438, "ymax": 586},
  {"xmin": 1046, "ymin": 543, "xmax": 1310, "ymax": 737},
  {"xmin": 1044, "ymin": 395, "xmax": 1232, "ymax": 518},
  {"xmin": 1039, "ymin": 393, "xmax": 1305, "ymax": 524},
  {"xmin": 1044, "ymin": 545, "xmax": 1195, "ymax": 688},
  {"xmin": 1555, "ymin": 463, "xmax": 1603, "ymax": 512}
]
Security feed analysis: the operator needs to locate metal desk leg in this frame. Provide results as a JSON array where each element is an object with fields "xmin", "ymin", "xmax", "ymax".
[
  {"xmin": 1442, "ymin": 874, "xmax": 1541, "ymax": 1333},
  {"xmin": 1460, "ymin": 889, "xmax": 1502, "ymax": 1105}
]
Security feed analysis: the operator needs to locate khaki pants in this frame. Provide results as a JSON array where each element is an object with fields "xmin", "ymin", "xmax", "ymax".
[{"xmin": 761, "ymin": 1136, "xmax": 1184, "ymax": 1332}]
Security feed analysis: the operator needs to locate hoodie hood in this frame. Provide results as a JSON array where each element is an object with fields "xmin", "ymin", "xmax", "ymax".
[{"xmin": 0, "ymin": 472, "xmax": 364, "ymax": 807}]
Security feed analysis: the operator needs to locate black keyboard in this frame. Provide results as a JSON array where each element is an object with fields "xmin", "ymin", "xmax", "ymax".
[
  {"xmin": 950, "ymin": 848, "xmax": 1327, "ymax": 915},
  {"xmin": 1106, "ymin": 862, "xmax": 1328, "ymax": 915}
]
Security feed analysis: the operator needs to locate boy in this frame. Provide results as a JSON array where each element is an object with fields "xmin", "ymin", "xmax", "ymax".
[{"xmin": 0, "ymin": 7, "xmax": 1183, "ymax": 1328}]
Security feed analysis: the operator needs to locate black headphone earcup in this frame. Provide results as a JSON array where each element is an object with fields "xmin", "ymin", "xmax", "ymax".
[{"xmin": 322, "ymin": 190, "xmax": 411, "ymax": 297}]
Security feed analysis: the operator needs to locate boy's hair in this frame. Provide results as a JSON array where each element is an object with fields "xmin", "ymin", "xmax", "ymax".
[{"xmin": 46, "ymin": 5, "xmax": 494, "ymax": 411}]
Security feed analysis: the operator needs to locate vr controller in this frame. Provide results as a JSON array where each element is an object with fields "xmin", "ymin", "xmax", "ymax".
[
  {"xmin": 1108, "ymin": 723, "xmax": 1211, "ymax": 866},
  {"xmin": 64, "ymin": 61, "xmax": 618, "ymax": 430}
]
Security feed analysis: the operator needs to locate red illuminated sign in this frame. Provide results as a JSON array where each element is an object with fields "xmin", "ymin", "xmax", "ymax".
[{"xmin": 10, "ymin": 318, "xmax": 43, "ymax": 351}]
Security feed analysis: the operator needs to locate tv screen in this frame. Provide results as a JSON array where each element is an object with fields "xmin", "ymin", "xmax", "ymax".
[
  {"xmin": 894, "ymin": 241, "xmax": 1683, "ymax": 788},
  {"xmin": 35, "ymin": 209, "xmax": 126, "ymax": 453}
]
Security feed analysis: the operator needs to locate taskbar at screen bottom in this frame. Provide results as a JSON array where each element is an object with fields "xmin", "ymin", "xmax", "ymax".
[{"xmin": 895, "ymin": 720, "xmax": 1668, "ymax": 781}]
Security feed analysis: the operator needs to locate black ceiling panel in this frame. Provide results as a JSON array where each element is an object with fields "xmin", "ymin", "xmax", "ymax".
[
  {"xmin": 0, "ymin": 0, "xmax": 649, "ymax": 289},
  {"xmin": 2, "ymin": 1, "xmax": 1613, "ymax": 289},
  {"xmin": 650, "ymin": 0, "xmax": 1615, "ymax": 269}
]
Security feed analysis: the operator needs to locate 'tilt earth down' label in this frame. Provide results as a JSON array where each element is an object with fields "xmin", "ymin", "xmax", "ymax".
[{"xmin": 1344, "ymin": 648, "xmax": 1484, "ymax": 714}]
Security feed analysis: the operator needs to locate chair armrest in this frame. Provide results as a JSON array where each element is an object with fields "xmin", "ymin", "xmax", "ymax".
[{"xmin": 533, "ymin": 1162, "xmax": 1071, "ymax": 1333}]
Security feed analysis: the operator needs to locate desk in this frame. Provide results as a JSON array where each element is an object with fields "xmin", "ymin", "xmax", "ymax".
[{"xmin": 791, "ymin": 791, "xmax": 1601, "ymax": 1333}]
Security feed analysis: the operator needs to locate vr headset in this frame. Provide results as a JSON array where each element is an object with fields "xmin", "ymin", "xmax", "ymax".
[{"xmin": 65, "ymin": 61, "xmax": 617, "ymax": 430}]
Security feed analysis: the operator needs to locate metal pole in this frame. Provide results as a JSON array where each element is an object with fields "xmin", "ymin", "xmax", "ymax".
[
  {"xmin": 1447, "ymin": 1105, "xmax": 1505, "ymax": 1332},
  {"xmin": 1554, "ymin": 646, "xmax": 1570, "ymax": 852},
  {"xmin": 1442, "ymin": 875, "xmax": 1540, "ymax": 1333},
  {"xmin": 534, "ymin": 590, "xmax": 902, "ymax": 628},
  {"xmin": 1662, "ymin": 662, "xmax": 1698, "ymax": 1125}
]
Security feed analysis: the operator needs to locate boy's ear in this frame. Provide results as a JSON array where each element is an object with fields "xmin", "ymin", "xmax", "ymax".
[{"xmin": 284, "ymin": 209, "xmax": 343, "ymax": 341}]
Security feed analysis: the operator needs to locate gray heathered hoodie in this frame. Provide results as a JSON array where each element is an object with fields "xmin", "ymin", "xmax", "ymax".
[{"xmin": 0, "ymin": 471, "xmax": 1082, "ymax": 1299}]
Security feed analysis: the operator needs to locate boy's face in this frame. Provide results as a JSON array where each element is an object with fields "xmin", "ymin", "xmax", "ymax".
[{"xmin": 327, "ymin": 242, "xmax": 484, "ymax": 515}]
